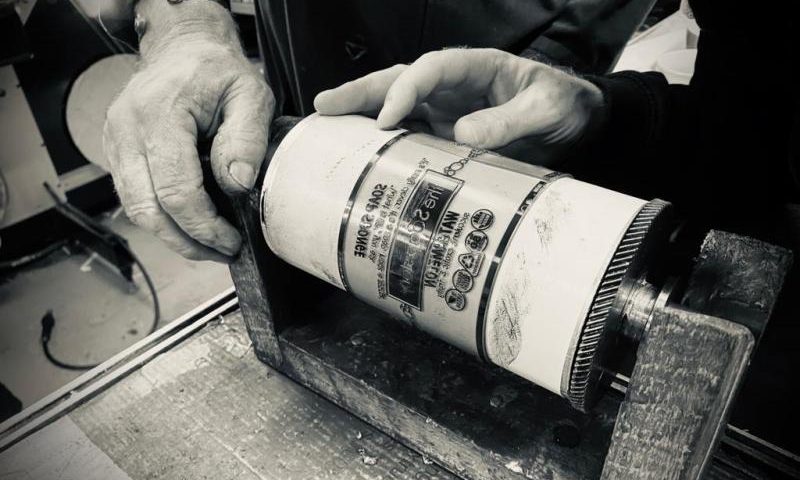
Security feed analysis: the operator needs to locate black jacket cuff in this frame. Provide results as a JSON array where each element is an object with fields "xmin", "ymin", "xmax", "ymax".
[
  {"xmin": 563, "ymin": 70, "xmax": 672, "ymax": 196},
  {"xmin": 585, "ymin": 70, "xmax": 670, "ymax": 156}
]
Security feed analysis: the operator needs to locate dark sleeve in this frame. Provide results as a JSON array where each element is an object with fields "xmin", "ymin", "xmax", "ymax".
[
  {"xmin": 569, "ymin": 30, "xmax": 796, "ymax": 240},
  {"xmin": 520, "ymin": 0, "xmax": 657, "ymax": 73},
  {"xmin": 564, "ymin": 71, "xmax": 695, "ymax": 202}
]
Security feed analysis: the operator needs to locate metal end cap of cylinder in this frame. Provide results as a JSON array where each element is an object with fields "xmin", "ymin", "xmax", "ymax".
[{"xmin": 564, "ymin": 199, "xmax": 672, "ymax": 412}]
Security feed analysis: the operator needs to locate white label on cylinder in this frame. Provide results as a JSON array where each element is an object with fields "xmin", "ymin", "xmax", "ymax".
[
  {"xmin": 262, "ymin": 115, "xmax": 405, "ymax": 288},
  {"xmin": 488, "ymin": 178, "xmax": 645, "ymax": 394},
  {"xmin": 262, "ymin": 114, "xmax": 646, "ymax": 397},
  {"xmin": 339, "ymin": 130, "xmax": 556, "ymax": 355}
]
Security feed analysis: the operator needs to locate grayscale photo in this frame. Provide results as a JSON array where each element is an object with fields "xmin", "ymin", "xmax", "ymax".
[{"xmin": 0, "ymin": 0, "xmax": 798, "ymax": 478}]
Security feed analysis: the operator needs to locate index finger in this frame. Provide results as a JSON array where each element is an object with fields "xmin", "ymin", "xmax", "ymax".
[
  {"xmin": 376, "ymin": 49, "xmax": 502, "ymax": 129},
  {"xmin": 314, "ymin": 64, "xmax": 407, "ymax": 115}
]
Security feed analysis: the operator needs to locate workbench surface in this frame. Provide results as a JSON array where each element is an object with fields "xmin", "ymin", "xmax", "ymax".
[{"xmin": 0, "ymin": 312, "xmax": 454, "ymax": 480}]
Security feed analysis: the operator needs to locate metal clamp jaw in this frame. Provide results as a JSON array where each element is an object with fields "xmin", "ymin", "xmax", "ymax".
[{"xmin": 602, "ymin": 230, "xmax": 792, "ymax": 479}]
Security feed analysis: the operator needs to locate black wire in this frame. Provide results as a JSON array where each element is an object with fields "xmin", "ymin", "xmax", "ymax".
[
  {"xmin": 39, "ymin": 182, "xmax": 161, "ymax": 370},
  {"xmin": 40, "ymin": 243, "xmax": 161, "ymax": 371},
  {"xmin": 131, "ymin": 246, "xmax": 161, "ymax": 336},
  {"xmin": 41, "ymin": 310, "xmax": 97, "ymax": 371},
  {"xmin": 0, "ymin": 240, "xmax": 69, "ymax": 272}
]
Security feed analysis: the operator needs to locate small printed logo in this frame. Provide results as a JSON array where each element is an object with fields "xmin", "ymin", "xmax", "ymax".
[
  {"xmin": 445, "ymin": 289, "xmax": 467, "ymax": 311},
  {"xmin": 471, "ymin": 209, "xmax": 494, "ymax": 230},
  {"xmin": 459, "ymin": 252, "xmax": 485, "ymax": 277},
  {"xmin": 465, "ymin": 230, "xmax": 489, "ymax": 252},
  {"xmin": 452, "ymin": 269, "xmax": 474, "ymax": 293}
]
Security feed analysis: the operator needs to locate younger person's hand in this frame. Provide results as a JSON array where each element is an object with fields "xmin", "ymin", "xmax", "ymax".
[{"xmin": 315, "ymin": 48, "xmax": 603, "ymax": 162}]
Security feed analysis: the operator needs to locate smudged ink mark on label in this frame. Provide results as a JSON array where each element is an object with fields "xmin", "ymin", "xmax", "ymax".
[{"xmin": 488, "ymin": 297, "xmax": 522, "ymax": 366}]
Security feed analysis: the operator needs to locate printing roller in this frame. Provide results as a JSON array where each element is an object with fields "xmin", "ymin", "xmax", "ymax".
[{"xmin": 258, "ymin": 114, "xmax": 672, "ymax": 411}]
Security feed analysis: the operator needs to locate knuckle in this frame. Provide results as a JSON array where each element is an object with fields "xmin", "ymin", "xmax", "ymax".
[
  {"xmin": 222, "ymin": 129, "xmax": 265, "ymax": 157},
  {"xmin": 252, "ymin": 74, "xmax": 269, "ymax": 93},
  {"xmin": 187, "ymin": 222, "xmax": 217, "ymax": 243},
  {"xmin": 487, "ymin": 49, "xmax": 516, "ymax": 72},
  {"xmin": 126, "ymin": 203, "xmax": 162, "ymax": 231},
  {"xmin": 155, "ymin": 183, "xmax": 192, "ymax": 212},
  {"xmin": 105, "ymin": 101, "xmax": 134, "ymax": 133},
  {"xmin": 484, "ymin": 47, "xmax": 504, "ymax": 56},
  {"xmin": 250, "ymin": 78, "xmax": 275, "ymax": 110},
  {"xmin": 418, "ymin": 50, "xmax": 441, "ymax": 62},
  {"xmin": 389, "ymin": 63, "xmax": 408, "ymax": 73},
  {"xmin": 245, "ymin": 71, "xmax": 265, "ymax": 92},
  {"xmin": 102, "ymin": 119, "xmax": 114, "ymax": 142},
  {"xmin": 102, "ymin": 124, "xmax": 117, "ymax": 158},
  {"xmin": 105, "ymin": 102, "xmax": 125, "ymax": 125},
  {"xmin": 262, "ymin": 84, "xmax": 276, "ymax": 109}
]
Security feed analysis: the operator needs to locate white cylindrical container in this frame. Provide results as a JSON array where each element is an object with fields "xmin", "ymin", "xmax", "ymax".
[{"xmin": 261, "ymin": 114, "xmax": 668, "ymax": 410}]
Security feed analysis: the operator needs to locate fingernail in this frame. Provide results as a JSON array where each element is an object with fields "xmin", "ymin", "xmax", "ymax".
[
  {"xmin": 313, "ymin": 91, "xmax": 329, "ymax": 111},
  {"xmin": 376, "ymin": 109, "xmax": 392, "ymax": 130},
  {"xmin": 454, "ymin": 118, "xmax": 479, "ymax": 144},
  {"xmin": 229, "ymin": 161, "xmax": 255, "ymax": 190}
]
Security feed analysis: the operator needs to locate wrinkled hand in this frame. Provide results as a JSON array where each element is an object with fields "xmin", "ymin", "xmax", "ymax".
[
  {"xmin": 104, "ymin": 39, "xmax": 273, "ymax": 261},
  {"xmin": 315, "ymin": 48, "xmax": 603, "ymax": 162}
]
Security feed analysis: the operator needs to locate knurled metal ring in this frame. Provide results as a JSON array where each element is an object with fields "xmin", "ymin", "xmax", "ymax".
[{"xmin": 564, "ymin": 199, "xmax": 671, "ymax": 412}]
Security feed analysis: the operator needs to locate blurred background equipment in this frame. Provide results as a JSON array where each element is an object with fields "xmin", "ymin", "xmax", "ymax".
[
  {"xmin": 65, "ymin": 53, "xmax": 137, "ymax": 171},
  {"xmin": 613, "ymin": 0, "xmax": 699, "ymax": 83},
  {"xmin": 0, "ymin": 0, "xmax": 126, "ymax": 261},
  {"xmin": 0, "ymin": 2, "xmax": 32, "ymax": 67},
  {"xmin": 0, "ymin": 0, "xmax": 259, "ymax": 260},
  {"xmin": 0, "ymin": 0, "xmax": 234, "ymax": 411}
]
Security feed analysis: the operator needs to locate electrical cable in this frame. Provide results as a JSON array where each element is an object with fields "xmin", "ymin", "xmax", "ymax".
[
  {"xmin": 261, "ymin": 0, "xmax": 298, "ymax": 115},
  {"xmin": 40, "ymin": 311, "xmax": 96, "ymax": 371},
  {"xmin": 67, "ymin": 0, "xmax": 138, "ymax": 55},
  {"xmin": 281, "ymin": 0, "xmax": 305, "ymax": 115},
  {"xmin": 0, "ymin": 240, "xmax": 69, "ymax": 271},
  {"xmin": 97, "ymin": 12, "xmax": 139, "ymax": 54},
  {"xmin": 37, "ymin": 183, "xmax": 161, "ymax": 371},
  {"xmin": 40, "ymin": 242, "xmax": 161, "ymax": 370}
]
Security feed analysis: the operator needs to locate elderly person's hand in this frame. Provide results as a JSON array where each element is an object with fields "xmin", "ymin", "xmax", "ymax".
[
  {"xmin": 103, "ymin": 2, "xmax": 273, "ymax": 261},
  {"xmin": 315, "ymin": 48, "xmax": 603, "ymax": 163}
]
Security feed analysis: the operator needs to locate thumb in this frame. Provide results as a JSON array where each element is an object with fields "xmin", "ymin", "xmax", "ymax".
[
  {"xmin": 452, "ymin": 93, "xmax": 543, "ymax": 149},
  {"xmin": 210, "ymin": 74, "xmax": 274, "ymax": 194}
]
